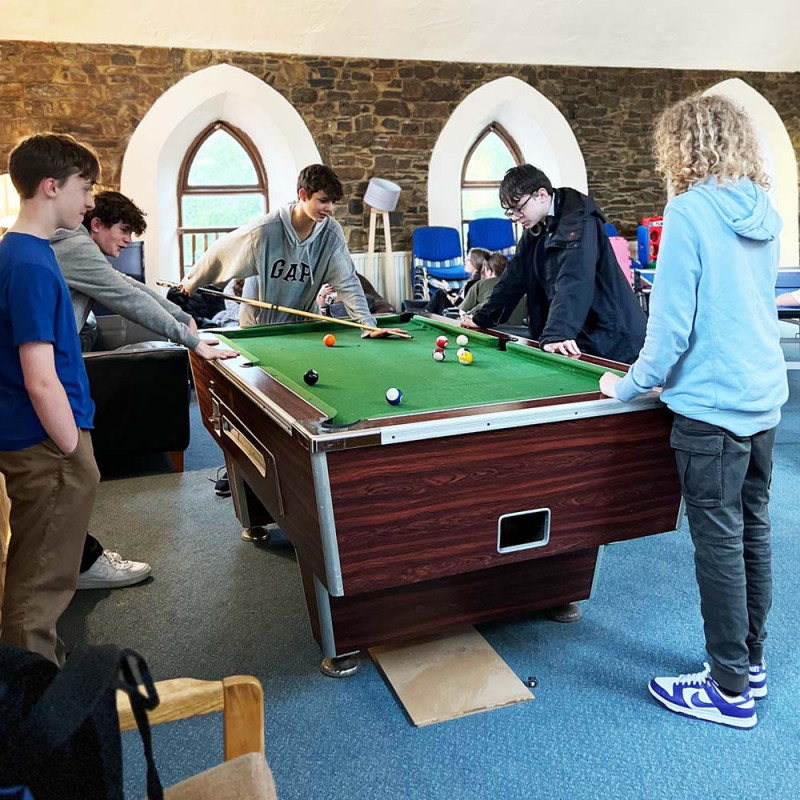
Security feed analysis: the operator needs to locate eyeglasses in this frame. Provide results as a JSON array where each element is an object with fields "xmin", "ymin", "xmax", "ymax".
[{"xmin": 502, "ymin": 194, "xmax": 535, "ymax": 219}]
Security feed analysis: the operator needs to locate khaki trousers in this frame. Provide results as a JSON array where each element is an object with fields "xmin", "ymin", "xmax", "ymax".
[{"xmin": 0, "ymin": 430, "xmax": 99, "ymax": 665}]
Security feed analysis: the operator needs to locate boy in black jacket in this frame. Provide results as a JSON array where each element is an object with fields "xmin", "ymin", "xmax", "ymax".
[{"xmin": 462, "ymin": 165, "xmax": 646, "ymax": 363}]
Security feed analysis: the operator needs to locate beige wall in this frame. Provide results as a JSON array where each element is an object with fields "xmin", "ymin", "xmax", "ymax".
[{"xmin": 3, "ymin": 0, "xmax": 799, "ymax": 71}]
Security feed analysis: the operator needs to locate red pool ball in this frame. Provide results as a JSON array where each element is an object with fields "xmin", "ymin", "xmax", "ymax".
[
  {"xmin": 435, "ymin": 336, "xmax": 448, "ymax": 349},
  {"xmin": 323, "ymin": 334, "xmax": 336, "ymax": 347}
]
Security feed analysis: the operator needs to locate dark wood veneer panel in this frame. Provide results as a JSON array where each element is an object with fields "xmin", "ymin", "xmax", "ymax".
[
  {"xmin": 327, "ymin": 408, "xmax": 681, "ymax": 594},
  {"xmin": 325, "ymin": 547, "xmax": 599, "ymax": 654}
]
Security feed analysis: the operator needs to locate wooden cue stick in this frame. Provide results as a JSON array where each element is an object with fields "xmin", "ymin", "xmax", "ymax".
[{"xmin": 157, "ymin": 281, "xmax": 413, "ymax": 339}]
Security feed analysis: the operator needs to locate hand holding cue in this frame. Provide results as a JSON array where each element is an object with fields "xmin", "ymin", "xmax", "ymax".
[{"xmin": 157, "ymin": 281, "xmax": 413, "ymax": 339}]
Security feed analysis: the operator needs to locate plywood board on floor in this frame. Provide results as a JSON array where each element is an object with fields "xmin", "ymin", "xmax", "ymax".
[{"xmin": 370, "ymin": 626, "xmax": 533, "ymax": 726}]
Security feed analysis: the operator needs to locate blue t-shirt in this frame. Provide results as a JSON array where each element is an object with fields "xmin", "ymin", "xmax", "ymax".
[{"xmin": 0, "ymin": 232, "xmax": 94, "ymax": 451}]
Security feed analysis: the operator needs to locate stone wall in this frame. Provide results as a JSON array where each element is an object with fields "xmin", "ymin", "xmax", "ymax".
[{"xmin": 1, "ymin": 40, "xmax": 798, "ymax": 250}]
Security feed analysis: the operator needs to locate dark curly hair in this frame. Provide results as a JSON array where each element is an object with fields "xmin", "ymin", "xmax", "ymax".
[
  {"xmin": 297, "ymin": 164, "xmax": 343, "ymax": 203},
  {"xmin": 83, "ymin": 190, "xmax": 147, "ymax": 235}
]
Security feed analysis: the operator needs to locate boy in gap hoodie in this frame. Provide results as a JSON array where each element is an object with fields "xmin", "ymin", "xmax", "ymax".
[
  {"xmin": 600, "ymin": 95, "xmax": 787, "ymax": 729},
  {"xmin": 180, "ymin": 164, "xmax": 403, "ymax": 338}
]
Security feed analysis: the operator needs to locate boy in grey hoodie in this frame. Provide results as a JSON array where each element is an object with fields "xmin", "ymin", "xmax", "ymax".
[
  {"xmin": 52, "ymin": 191, "xmax": 234, "ymax": 361},
  {"xmin": 50, "ymin": 191, "xmax": 236, "ymax": 591},
  {"xmin": 600, "ymin": 95, "xmax": 787, "ymax": 729},
  {"xmin": 180, "ymin": 164, "xmax": 402, "ymax": 338}
]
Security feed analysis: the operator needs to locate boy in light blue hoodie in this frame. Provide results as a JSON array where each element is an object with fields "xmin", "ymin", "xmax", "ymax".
[{"xmin": 600, "ymin": 95, "xmax": 787, "ymax": 729}]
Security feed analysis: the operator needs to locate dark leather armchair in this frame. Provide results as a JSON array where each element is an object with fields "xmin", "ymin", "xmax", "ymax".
[{"xmin": 82, "ymin": 315, "xmax": 191, "ymax": 472}]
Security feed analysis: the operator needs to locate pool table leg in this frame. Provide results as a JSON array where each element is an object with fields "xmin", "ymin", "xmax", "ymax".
[
  {"xmin": 298, "ymin": 562, "xmax": 362, "ymax": 677},
  {"xmin": 226, "ymin": 457, "xmax": 274, "ymax": 543}
]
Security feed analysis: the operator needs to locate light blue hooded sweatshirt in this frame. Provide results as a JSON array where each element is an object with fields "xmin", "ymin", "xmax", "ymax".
[{"xmin": 616, "ymin": 178, "xmax": 788, "ymax": 436}]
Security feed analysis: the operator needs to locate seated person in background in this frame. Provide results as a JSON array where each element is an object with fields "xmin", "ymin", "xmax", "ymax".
[
  {"xmin": 317, "ymin": 272, "xmax": 395, "ymax": 318},
  {"xmin": 50, "ymin": 190, "xmax": 236, "ymax": 591},
  {"xmin": 424, "ymin": 247, "xmax": 489, "ymax": 315},
  {"xmin": 462, "ymin": 164, "xmax": 647, "ymax": 362},
  {"xmin": 209, "ymin": 278, "xmax": 246, "ymax": 327},
  {"xmin": 180, "ymin": 164, "xmax": 403, "ymax": 339},
  {"xmin": 460, "ymin": 253, "xmax": 528, "ymax": 326}
]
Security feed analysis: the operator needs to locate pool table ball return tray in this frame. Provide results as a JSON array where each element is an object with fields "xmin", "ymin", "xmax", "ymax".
[{"xmin": 190, "ymin": 314, "xmax": 682, "ymax": 677}]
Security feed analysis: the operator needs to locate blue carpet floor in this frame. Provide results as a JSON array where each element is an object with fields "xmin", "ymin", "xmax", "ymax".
[{"xmin": 69, "ymin": 377, "xmax": 800, "ymax": 799}]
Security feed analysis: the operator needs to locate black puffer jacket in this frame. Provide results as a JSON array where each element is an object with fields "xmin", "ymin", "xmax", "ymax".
[{"xmin": 473, "ymin": 187, "xmax": 647, "ymax": 364}]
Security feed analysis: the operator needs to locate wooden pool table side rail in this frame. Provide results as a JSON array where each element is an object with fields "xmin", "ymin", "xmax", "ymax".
[
  {"xmin": 196, "ymin": 327, "xmax": 666, "ymax": 453},
  {"xmin": 192, "ymin": 355, "xmax": 333, "ymax": 589}
]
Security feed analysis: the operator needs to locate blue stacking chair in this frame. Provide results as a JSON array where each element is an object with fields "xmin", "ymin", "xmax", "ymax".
[
  {"xmin": 411, "ymin": 226, "xmax": 470, "ymax": 300},
  {"xmin": 467, "ymin": 218, "xmax": 517, "ymax": 256}
]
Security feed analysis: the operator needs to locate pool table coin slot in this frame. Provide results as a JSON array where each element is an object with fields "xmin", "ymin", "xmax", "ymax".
[{"xmin": 497, "ymin": 508, "xmax": 551, "ymax": 554}]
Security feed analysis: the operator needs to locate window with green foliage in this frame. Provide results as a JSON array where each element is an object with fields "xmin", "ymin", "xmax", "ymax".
[
  {"xmin": 461, "ymin": 124, "xmax": 523, "ymax": 245},
  {"xmin": 178, "ymin": 122, "xmax": 268, "ymax": 276}
]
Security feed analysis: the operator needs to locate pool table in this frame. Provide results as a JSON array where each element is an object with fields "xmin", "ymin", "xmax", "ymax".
[{"xmin": 190, "ymin": 314, "xmax": 682, "ymax": 675}]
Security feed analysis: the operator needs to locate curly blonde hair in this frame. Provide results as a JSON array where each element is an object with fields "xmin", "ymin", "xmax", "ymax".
[{"xmin": 653, "ymin": 94, "xmax": 770, "ymax": 196}]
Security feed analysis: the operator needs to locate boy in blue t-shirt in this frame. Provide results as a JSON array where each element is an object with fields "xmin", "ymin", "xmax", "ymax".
[{"xmin": 0, "ymin": 133, "xmax": 101, "ymax": 665}]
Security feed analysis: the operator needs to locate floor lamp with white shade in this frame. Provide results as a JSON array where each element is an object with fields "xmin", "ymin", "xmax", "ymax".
[{"xmin": 364, "ymin": 177, "xmax": 401, "ymax": 301}]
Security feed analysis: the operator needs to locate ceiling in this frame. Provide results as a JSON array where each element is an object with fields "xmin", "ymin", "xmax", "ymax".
[{"xmin": 4, "ymin": 0, "xmax": 800, "ymax": 72}]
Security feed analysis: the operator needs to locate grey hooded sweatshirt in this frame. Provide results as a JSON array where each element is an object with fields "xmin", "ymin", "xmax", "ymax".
[
  {"xmin": 50, "ymin": 225, "xmax": 200, "ymax": 349},
  {"xmin": 183, "ymin": 204, "xmax": 377, "ymax": 328}
]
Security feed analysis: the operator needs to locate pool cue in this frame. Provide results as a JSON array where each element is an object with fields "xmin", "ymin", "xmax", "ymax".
[{"xmin": 156, "ymin": 281, "xmax": 413, "ymax": 339}]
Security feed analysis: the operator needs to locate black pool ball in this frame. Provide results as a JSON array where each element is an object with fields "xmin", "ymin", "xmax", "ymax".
[{"xmin": 303, "ymin": 369, "xmax": 319, "ymax": 386}]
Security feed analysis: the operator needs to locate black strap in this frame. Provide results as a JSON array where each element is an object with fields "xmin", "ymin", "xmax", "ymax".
[{"xmin": 119, "ymin": 650, "xmax": 164, "ymax": 800}]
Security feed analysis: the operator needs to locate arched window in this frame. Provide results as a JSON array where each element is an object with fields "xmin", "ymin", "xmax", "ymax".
[
  {"xmin": 460, "ymin": 123, "xmax": 523, "ymax": 244},
  {"xmin": 177, "ymin": 122, "xmax": 268, "ymax": 276}
]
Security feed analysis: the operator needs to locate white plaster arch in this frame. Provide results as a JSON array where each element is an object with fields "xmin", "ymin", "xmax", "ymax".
[
  {"xmin": 121, "ymin": 63, "xmax": 321, "ymax": 287},
  {"xmin": 428, "ymin": 76, "xmax": 587, "ymax": 231},
  {"xmin": 705, "ymin": 78, "xmax": 799, "ymax": 266}
]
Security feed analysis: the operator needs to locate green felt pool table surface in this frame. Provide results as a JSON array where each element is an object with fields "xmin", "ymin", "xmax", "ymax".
[{"xmin": 216, "ymin": 315, "xmax": 620, "ymax": 427}]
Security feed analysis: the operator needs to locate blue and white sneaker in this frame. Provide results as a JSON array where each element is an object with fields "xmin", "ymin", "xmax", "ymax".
[
  {"xmin": 749, "ymin": 660, "xmax": 767, "ymax": 699},
  {"xmin": 648, "ymin": 663, "xmax": 757, "ymax": 729}
]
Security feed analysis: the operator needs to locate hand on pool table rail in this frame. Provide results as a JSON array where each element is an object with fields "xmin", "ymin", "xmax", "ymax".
[
  {"xmin": 194, "ymin": 340, "xmax": 239, "ymax": 361},
  {"xmin": 543, "ymin": 340, "xmax": 582, "ymax": 357},
  {"xmin": 364, "ymin": 327, "xmax": 413, "ymax": 339},
  {"xmin": 460, "ymin": 315, "xmax": 479, "ymax": 329},
  {"xmin": 599, "ymin": 371, "xmax": 621, "ymax": 398}
]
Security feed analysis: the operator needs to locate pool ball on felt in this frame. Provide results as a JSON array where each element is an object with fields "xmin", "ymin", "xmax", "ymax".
[
  {"xmin": 303, "ymin": 369, "xmax": 319, "ymax": 385},
  {"xmin": 432, "ymin": 348, "xmax": 446, "ymax": 362},
  {"xmin": 456, "ymin": 334, "xmax": 469, "ymax": 347},
  {"xmin": 457, "ymin": 349, "xmax": 473, "ymax": 366},
  {"xmin": 435, "ymin": 335, "xmax": 448, "ymax": 349},
  {"xmin": 323, "ymin": 333, "xmax": 336, "ymax": 347},
  {"xmin": 385, "ymin": 387, "xmax": 403, "ymax": 405},
  {"xmin": 456, "ymin": 346, "xmax": 470, "ymax": 359}
]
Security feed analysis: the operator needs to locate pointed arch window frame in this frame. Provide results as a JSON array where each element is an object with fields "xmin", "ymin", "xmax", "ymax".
[
  {"xmin": 177, "ymin": 121, "xmax": 269, "ymax": 277},
  {"xmin": 460, "ymin": 122, "xmax": 524, "ymax": 243}
]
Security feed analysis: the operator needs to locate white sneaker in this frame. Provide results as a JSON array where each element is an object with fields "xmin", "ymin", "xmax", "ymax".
[{"xmin": 76, "ymin": 549, "xmax": 152, "ymax": 590}]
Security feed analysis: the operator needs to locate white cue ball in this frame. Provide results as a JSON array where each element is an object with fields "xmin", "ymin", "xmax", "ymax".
[{"xmin": 456, "ymin": 334, "xmax": 469, "ymax": 346}]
